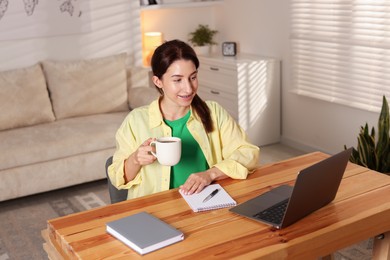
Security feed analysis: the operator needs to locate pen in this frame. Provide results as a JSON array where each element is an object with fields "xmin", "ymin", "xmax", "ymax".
[{"xmin": 203, "ymin": 188, "xmax": 220, "ymax": 203}]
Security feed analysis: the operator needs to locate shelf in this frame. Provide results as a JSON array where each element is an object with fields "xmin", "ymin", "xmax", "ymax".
[{"xmin": 140, "ymin": 0, "xmax": 223, "ymax": 11}]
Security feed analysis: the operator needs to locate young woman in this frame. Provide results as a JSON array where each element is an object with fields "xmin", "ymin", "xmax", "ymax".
[{"xmin": 108, "ymin": 39, "xmax": 259, "ymax": 199}]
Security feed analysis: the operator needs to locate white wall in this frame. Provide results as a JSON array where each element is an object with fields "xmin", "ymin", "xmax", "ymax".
[
  {"xmin": 140, "ymin": 6, "xmax": 216, "ymax": 44},
  {"xmin": 0, "ymin": 0, "xmax": 142, "ymax": 70},
  {"xmin": 215, "ymin": 0, "xmax": 288, "ymax": 60},
  {"xmin": 0, "ymin": 0, "xmax": 381, "ymax": 155},
  {"xmin": 215, "ymin": 0, "xmax": 380, "ymax": 154}
]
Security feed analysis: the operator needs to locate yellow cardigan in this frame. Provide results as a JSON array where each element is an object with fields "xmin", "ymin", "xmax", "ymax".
[{"xmin": 108, "ymin": 98, "xmax": 260, "ymax": 200}]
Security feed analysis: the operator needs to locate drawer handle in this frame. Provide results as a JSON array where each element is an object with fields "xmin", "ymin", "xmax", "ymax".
[
  {"xmin": 209, "ymin": 67, "xmax": 219, "ymax": 71},
  {"xmin": 210, "ymin": 90, "xmax": 220, "ymax": 95}
]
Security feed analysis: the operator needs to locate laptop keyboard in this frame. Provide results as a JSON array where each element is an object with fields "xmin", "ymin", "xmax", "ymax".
[{"xmin": 253, "ymin": 199, "xmax": 289, "ymax": 224}]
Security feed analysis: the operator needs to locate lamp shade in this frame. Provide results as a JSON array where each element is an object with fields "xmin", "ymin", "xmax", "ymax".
[{"xmin": 143, "ymin": 32, "xmax": 163, "ymax": 67}]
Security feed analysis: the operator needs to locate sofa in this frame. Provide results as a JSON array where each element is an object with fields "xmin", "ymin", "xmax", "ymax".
[{"xmin": 0, "ymin": 53, "xmax": 159, "ymax": 201}]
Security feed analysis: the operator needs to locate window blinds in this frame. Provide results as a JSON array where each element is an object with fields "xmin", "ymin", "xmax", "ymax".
[{"xmin": 291, "ymin": 0, "xmax": 390, "ymax": 112}]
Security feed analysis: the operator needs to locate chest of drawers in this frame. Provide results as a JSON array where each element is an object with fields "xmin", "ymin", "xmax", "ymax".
[{"xmin": 197, "ymin": 53, "xmax": 280, "ymax": 146}]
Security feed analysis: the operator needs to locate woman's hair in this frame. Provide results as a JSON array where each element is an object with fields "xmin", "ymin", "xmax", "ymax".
[{"xmin": 151, "ymin": 39, "xmax": 213, "ymax": 133}]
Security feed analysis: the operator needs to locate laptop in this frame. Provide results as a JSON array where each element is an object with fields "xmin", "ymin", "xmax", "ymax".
[{"xmin": 229, "ymin": 148, "xmax": 353, "ymax": 229}]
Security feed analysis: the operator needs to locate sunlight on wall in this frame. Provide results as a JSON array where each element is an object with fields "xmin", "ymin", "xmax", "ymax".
[
  {"xmin": 79, "ymin": 1, "xmax": 142, "ymax": 65},
  {"xmin": 237, "ymin": 60, "xmax": 268, "ymax": 131},
  {"xmin": 0, "ymin": 40, "xmax": 48, "ymax": 70}
]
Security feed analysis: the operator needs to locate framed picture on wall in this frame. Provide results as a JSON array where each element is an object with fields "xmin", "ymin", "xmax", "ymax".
[{"xmin": 0, "ymin": 0, "xmax": 91, "ymax": 41}]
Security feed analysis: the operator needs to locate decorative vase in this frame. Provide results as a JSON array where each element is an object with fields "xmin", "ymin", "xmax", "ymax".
[{"xmin": 194, "ymin": 45, "xmax": 210, "ymax": 56}]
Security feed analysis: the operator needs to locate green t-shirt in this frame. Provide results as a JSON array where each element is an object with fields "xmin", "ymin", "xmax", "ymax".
[{"xmin": 164, "ymin": 111, "xmax": 209, "ymax": 188}]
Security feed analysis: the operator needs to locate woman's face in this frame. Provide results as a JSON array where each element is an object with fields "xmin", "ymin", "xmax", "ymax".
[{"xmin": 154, "ymin": 59, "xmax": 198, "ymax": 109}]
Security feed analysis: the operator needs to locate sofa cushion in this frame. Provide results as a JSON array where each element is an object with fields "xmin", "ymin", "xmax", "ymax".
[
  {"xmin": 126, "ymin": 66, "xmax": 159, "ymax": 108},
  {"xmin": 126, "ymin": 66, "xmax": 151, "ymax": 89},
  {"xmin": 128, "ymin": 87, "xmax": 159, "ymax": 109},
  {"xmin": 0, "ymin": 112, "xmax": 128, "ymax": 171},
  {"xmin": 42, "ymin": 53, "xmax": 129, "ymax": 119},
  {"xmin": 0, "ymin": 64, "xmax": 55, "ymax": 131}
]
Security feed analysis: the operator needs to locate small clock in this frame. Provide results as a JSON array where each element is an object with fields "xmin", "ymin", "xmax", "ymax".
[{"xmin": 222, "ymin": 42, "xmax": 237, "ymax": 56}]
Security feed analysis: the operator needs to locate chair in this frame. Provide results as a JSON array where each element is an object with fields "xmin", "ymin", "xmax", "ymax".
[{"xmin": 105, "ymin": 156, "xmax": 128, "ymax": 204}]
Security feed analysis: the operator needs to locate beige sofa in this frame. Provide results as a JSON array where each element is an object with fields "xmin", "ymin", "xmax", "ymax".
[{"xmin": 0, "ymin": 53, "xmax": 159, "ymax": 201}]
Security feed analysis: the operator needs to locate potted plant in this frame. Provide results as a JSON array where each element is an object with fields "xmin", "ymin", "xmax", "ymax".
[
  {"xmin": 188, "ymin": 24, "xmax": 218, "ymax": 55},
  {"xmin": 344, "ymin": 95, "xmax": 390, "ymax": 175}
]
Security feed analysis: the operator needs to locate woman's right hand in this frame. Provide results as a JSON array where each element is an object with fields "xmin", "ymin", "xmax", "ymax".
[
  {"xmin": 124, "ymin": 138, "xmax": 156, "ymax": 183},
  {"xmin": 131, "ymin": 138, "xmax": 157, "ymax": 166}
]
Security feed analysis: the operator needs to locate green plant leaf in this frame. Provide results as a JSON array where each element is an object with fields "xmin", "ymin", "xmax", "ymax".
[
  {"xmin": 379, "ymin": 144, "xmax": 390, "ymax": 174},
  {"xmin": 357, "ymin": 127, "xmax": 370, "ymax": 167},
  {"xmin": 188, "ymin": 24, "xmax": 218, "ymax": 46},
  {"xmin": 346, "ymin": 95, "xmax": 390, "ymax": 175},
  {"xmin": 377, "ymin": 96, "xmax": 389, "ymax": 160}
]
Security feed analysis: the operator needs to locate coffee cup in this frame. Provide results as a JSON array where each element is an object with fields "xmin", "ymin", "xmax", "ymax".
[{"xmin": 150, "ymin": 137, "xmax": 181, "ymax": 166}]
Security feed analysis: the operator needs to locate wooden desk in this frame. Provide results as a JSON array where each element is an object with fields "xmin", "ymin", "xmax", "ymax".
[{"xmin": 42, "ymin": 152, "xmax": 390, "ymax": 259}]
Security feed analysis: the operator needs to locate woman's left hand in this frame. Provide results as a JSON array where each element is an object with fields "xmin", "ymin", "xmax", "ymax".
[
  {"xmin": 179, "ymin": 167, "xmax": 228, "ymax": 195},
  {"xmin": 179, "ymin": 172, "xmax": 212, "ymax": 195}
]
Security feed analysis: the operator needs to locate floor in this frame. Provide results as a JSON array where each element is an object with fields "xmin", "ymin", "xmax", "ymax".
[{"xmin": 259, "ymin": 143, "xmax": 305, "ymax": 165}]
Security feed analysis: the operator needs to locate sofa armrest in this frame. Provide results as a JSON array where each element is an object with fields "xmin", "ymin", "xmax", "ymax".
[{"xmin": 128, "ymin": 87, "xmax": 159, "ymax": 109}]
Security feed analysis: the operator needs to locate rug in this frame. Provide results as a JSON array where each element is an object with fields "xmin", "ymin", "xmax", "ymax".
[
  {"xmin": 0, "ymin": 180, "xmax": 373, "ymax": 260},
  {"xmin": 0, "ymin": 180, "xmax": 109, "ymax": 260}
]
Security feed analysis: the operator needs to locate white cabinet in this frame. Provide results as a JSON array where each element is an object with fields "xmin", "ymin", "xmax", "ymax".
[{"xmin": 197, "ymin": 53, "xmax": 280, "ymax": 146}]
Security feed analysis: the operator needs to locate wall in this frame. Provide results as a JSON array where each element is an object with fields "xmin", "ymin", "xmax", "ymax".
[
  {"xmin": 214, "ymin": 0, "xmax": 380, "ymax": 154},
  {"xmin": 140, "ymin": 5, "xmax": 216, "ymax": 44},
  {"xmin": 0, "ymin": 0, "xmax": 381, "ymax": 155},
  {"xmin": 0, "ymin": 0, "xmax": 142, "ymax": 71}
]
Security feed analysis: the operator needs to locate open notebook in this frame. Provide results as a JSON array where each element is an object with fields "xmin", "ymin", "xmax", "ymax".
[{"xmin": 179, "ymin": 184, "xmax": 236, "ymax": 212}]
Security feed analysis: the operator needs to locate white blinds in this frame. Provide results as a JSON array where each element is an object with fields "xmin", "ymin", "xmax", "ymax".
[{"xmin": 291, "ymin": 0, "xmax": 390, "ymax": 112}]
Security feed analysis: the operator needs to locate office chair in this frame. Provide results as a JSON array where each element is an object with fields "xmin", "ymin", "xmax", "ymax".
[{"xmin": 105, "ymin": 156, "xmax": 128, "ymax": 204}]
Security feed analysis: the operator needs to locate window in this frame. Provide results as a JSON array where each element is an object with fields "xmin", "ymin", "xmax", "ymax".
[{"xmin": 291, "ymin": 0, "xmax": 390, "ymax": 112}]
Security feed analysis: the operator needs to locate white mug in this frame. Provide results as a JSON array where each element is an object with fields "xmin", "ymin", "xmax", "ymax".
[{"xmin": 150, "ymin": 137, "xmax": 181, "ymax": 166}]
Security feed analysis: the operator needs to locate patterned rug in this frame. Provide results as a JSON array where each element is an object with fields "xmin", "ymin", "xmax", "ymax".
[{"xmin": 0, "ymin": 180, "xmax": 373, "ymax": 260}]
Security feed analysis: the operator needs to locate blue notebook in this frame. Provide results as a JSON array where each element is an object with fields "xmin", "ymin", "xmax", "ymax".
[{"xmin": 106, "ymin": 211, "xmax": 184, "ymax": 255}]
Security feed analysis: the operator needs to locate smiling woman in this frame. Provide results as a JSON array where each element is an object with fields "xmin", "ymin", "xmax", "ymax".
[
  {"xmin": 152, "ymin": 59, "xmax": 198, "ymax": 120},
  {"xmin": 108, "ymin": 39, "xmax": 260, "ymax": 200}
]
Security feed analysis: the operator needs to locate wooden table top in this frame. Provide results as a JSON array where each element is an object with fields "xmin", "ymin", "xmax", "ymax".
[{"xmin": 44, "ymin": 152, "xmax": 390, "ymax": 259}]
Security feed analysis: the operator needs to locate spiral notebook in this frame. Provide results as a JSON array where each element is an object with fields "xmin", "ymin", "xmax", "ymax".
[{"xmin": 179, "ymin": 184, "xmax": 236, "ymax": 212}]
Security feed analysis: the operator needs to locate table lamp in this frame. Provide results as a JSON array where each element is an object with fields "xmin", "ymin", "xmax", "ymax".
[{"xmin": 143, "ymin": 32, "xmax": 163, "ymax": 67}]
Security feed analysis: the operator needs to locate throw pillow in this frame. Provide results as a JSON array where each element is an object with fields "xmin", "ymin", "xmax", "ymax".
[
  {"xmin": 126, "ymin": 66, "xmax": 159, "ymax": 109},
  {"xmin": 128, "ymin": 87, "xmax": 159, "ymax": 109},
  {"xmin": 42, "ymin": 53, "xmax": 129, "ymax": 119},
  {"xmin": 0, "ymin": 64, "xmax": 55, "ymax": 131}
]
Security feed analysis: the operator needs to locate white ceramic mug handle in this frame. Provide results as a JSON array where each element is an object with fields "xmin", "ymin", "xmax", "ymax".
[{"xmin": 149, "ymin": 141, "xmax": 157, "ymax": 157}]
